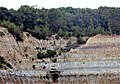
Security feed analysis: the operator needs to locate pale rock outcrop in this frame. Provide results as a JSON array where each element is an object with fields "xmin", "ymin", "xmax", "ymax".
[{"xmin": 86, "ymin": 34, "xmax": 120, "ymax": 46}]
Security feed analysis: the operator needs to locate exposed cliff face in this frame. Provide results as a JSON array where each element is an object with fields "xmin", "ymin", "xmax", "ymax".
[
  {"xmin": 0, "ymin": 27, "xmax": 23, "ymax": 69},
  {"xmin": 0, "ymin": 26, "xmax": 77, "ymax": 69},
  {"xmin": 0, "ymin": 27, "xmax": 47, "ymax": 69},
  {"xmin": 0, "ymin": 27, "xmax": 48, "ymax": 69}
]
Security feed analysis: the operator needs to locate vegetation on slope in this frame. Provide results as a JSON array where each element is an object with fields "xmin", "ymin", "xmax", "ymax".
[
  {"xmin": 0, "ymin": 6, "xmax": 120, "ymax": 41},
  {"xmin": 37, "ymin": 50, "xmax": 56, "ymax": 59}
]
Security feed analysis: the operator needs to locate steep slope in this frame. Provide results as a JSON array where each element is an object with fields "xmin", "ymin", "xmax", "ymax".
[
  {"xmin": 0, "ymin": 26, "xmax": 75, "ymax": 69},
  {"xmin": 0, "ymin": 27, "xmax": 49, "ymax": 69},
  {"xmin": 0, "ymin": 27, "xmax": 23, "ymax": 69}
]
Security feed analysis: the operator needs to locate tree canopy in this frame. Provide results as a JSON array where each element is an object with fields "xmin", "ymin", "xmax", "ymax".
[{"xmin": 0, "ymin": 6, "xmax": 120, "ymax": 40}]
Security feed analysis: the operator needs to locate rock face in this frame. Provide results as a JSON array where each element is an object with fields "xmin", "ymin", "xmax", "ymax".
[
  {"xmin": 0, "ymin": 27, "xmax": 44, "ymax": 69},
  {"xmin": 0, "ymin": 26, "xmax": 77, "ymax": 69},
  {"xmin": 0, "ymin": 27, "xmax": 23, "ymax": 69},
  {"xmin": 0, "ymin": 27, "xmax": 50, "ymax": 69}
]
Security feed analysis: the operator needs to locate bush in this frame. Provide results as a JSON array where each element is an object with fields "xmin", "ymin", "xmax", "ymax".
[
  {"xmin": 46, "ymin": 50, "xmax": 56, "ymax": 57},
  {"xmin": 0, "ymin": 20, "xmax": 9, "ymax": 28},
  {"xmin": 0, "ymin": 20, "xmax": 23, "ymax": 41},
  {"xmin": 37, "ymin": 50, "xmax": 56, "ymax": 59},
  {"xmin": 37, "ymin": 52, "xmax": 46, "ymax": 59},
  {"xmin": 32, "ymin": 58, "xmax": 34, "ymax": 61},
  {"xmin": 0, "ymin": 64, "xmax": 3, "ymax": 68},
  {"xmin": 25, "ymin": 54, "xmax": 28, "ymax": 57},
  {"xmin": 19, "ymin": 61, "xmax": 21, "ymax": 63},
  {"xmin": 42, "ymin": 47, "xmax": 46, "ymax": 50},
  {"xmin": 36, "ymin": 47, "xmax": 41, "ymax": 50},
  {"xmin": 43, "ymin": 66, "xmax": 46, "ymax": 69},
  {"xmin": 32, "ymin": 65, "xmax": 35, "ymax": 69},
  {"xmin": 77, "ymin": 37, "xmax": 85, "ymax": 44},
  {"xmin": 6, "ymin": 63, "xmax": 13, "ymax": 69},
  {"xmin": 0, "ymin": 56, "xmax": 13, "ymax": 69},
  {"xmin": 0, "ymin": 56, "xmax": 6, "ymax": 64}
]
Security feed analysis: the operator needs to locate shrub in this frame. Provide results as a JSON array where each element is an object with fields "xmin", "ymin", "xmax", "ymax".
[
  {"xmin": 46, "ymin": 50, "xmax": 56, "ymax": 58},
  {"xmin": 0, "ymin": 56, "xmax": 6, "ymax": 64},
  {"xmin": 42, "ymin": 47, "xmax": 46, "ymax": 50},
  {"xmin": 0, "ymin": 20, "xmax": 23, "ymax": 41},
  {"xmin": 36, "ymin": 47, "xmax": 40, "ymax": 50},
  {"xmin": 25, "ymin": 54, "xmax": 28, "ymax": 57},
  {"xmin": 0, "ymin": 64, "xmax": 3, "ymax": 68},
  {"xmin": 37, "ymin": 50, "xmax": 56, "ymax": 59},
  {"xmin": 6, "ymin": 63, "xmax": 13, "ymax": 69},
  {"xmin": 43, "ymin": 66, "xmax": 46, "ymax": 69},
  {"xmin": 32, "ymin": 65, "xmax": 35, "ymax": 69},
  {"xmin": 77, "ymin": 37, "xmax": 85, "ymax": 44},
  {"xmin": 37, "ymin": 52, "xmax": 44, "ymax": 59},
  {"xmin": 32, "ymin": 58, "xmax": 34, "ymax": 61},
  {"xmin": 19, "ymin": 61, "xmax": 21, "ymax": 63}
]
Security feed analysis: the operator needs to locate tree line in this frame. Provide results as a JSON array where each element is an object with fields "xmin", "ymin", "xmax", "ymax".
[{"xmin": 0, "ymin": 5, "xmax": 120, "ymax": 41}]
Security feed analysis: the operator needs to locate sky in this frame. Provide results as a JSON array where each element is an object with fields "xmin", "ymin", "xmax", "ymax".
[{"xmin": 0, "ymin": 0, "xmax": 120, "ymax": 10}]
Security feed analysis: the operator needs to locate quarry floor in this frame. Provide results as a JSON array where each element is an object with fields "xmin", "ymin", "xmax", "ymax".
[
  {"xmin": 0, "ymin": 74, "xmax": 120, "ymax": 84},
  {"xmin": 1, "ymin": 39, "xmax": 120, "ymax": 83}
]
